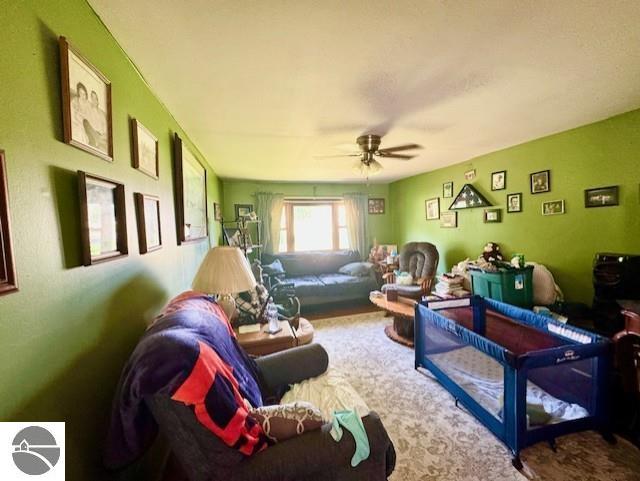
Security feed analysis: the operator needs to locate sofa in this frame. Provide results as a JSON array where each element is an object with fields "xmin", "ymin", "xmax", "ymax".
[{"xmin": 262, "ymin": 250, "xmax": 379, "ymax": 308}]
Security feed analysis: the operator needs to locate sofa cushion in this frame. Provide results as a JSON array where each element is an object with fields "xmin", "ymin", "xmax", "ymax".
[
  {"xmin": 249, "ymin": 401, "xmax": 325, "ymax": 442},
  {"xmin": 381, "ymin": 283, "xmax": 424, "ymax": 299},
  {"xmin": 263, "ymin": 250, "xmax": 361, "ymax": 276},
  {"xmin": 338, "ymin": 261, "xmax": 374, "ymax": 277}
]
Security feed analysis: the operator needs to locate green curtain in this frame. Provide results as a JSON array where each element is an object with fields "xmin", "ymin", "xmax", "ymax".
[
  {"xmin": 343, "ymin": 193, "xmax": 368, "ymax": 260},
  {"xmin": 255, "ymin": 192, "xmax": 284, "ymax": 255}
]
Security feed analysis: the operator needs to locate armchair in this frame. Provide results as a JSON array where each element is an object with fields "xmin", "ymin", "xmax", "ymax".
[{"xmin": 381, "ymin": 242, "xmax": 439, "ymax": 299}]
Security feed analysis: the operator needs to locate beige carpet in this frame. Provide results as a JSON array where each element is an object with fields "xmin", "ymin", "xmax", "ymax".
[{"xmin": 312, "ymin": 311, "xmax": 640, "ymax": 481}]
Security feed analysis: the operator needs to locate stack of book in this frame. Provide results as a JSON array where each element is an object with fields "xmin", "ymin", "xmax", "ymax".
[{"xmin": 434, "ymin": 274, "xmax": 470, "ymax": 298}]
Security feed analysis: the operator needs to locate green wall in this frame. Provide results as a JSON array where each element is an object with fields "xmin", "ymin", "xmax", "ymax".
[
  {"xmin": 390, "ymin": 109, "xmax": 640, "ymax": 304},
  {"xmin": 222, "ymin": 180, "xmax": 394, "ymax": 248},
  {"xmin": 0, "ymin": 1, "xmax": 221, "ymax": 479}
]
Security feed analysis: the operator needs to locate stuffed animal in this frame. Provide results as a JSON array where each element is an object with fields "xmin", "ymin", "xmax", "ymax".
[{"xmin": 482, "ymin": 242, "xmax": 504, "ymax": 264}]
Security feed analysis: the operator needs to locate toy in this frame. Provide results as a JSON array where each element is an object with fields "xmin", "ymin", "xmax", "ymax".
[{"xmin": 482, "ymin": 242, "xmax": 504, "ymax": 264}]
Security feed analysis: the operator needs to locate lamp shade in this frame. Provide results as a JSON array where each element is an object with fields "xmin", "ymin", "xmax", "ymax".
[{"xmin": 192, "ymin": 246, "xmax": 257, "ymax": 294}]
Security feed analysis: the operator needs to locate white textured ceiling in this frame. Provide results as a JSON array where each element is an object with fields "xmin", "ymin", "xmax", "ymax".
[{"xmin": 89, "ymin": 0, "xmax": 640, "ymax": 183}]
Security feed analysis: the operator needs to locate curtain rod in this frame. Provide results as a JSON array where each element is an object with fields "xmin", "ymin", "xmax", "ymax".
[{"xmin": 284, "ymin": 196, "xmax": 344, "ymax": 202}]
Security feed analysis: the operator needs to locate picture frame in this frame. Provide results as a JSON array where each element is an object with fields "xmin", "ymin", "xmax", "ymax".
[
  {"xmin": 368, "ymin": 198, "xmax": 385, "ymax": 214},
  {"xmin": 0, "ymin": 150, "xmax": 18, "ymax": 295},
  {"xmin": 134, "ymin": 193, "xmax": 162, "ymax": 254},
  {"xmin": 464, "ymin": 169, "xmax": 476, "ymax": 181},
  {"xmin": 78, "ymin": 171, "xmax": 128, "ymax": 266},
  {"xmin": 443, "ymin": 181, "xmax": 453, "ymax": 198},
  {"xmin": 173, "ymin": 133, "xmax": 208, "ymax": 244},
  {"xmin": 484, "ymin": 209, "xmax": 502, "ymax": 223},
  {"xmin": 59, "ymin": 37, "xmax": 113, "ymax": 162},
  {"xmin": 584, "ymin": 186, "xmax": 619, "ymax": 208},
  {"xmin": 491, "ymin": 170, "xmax": 506, "ymax": 191},
  {"xmin": 234, "ymin": 204, "xmax": 254, "ymax": 219},
  {"xmin": 542, "ymin": 200, "xmax": 565, "ymax": 216},
  {"xmin": 530, "ymin": 170, "xmax": 551, "ymax": 194},
  {"xmin": 440, "ymin": 211, "xmax": 457, "ymax": 228},
  {"xmin": 131, "ymin": 118, "xmax": 159, "ymax": 179},
  {"xmin": 425, "ymin": 198, "xmax": 440, "ymax": 220},
  {"xmin": 506, "ymin": 193, "xmax": 522, "ymax": 213},
  {"xmin": 213, "ymin": 202, "xmax": 222, "ymax": 221}
]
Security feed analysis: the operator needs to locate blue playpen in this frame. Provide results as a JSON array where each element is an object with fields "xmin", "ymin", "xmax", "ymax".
[{"xmin": 414, "ymin": 296, "xmax": 612, "ymax": 468}]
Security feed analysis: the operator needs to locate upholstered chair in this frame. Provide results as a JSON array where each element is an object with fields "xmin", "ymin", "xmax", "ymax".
[{"xmin": 381, "ymin": 242, "xmax": 439, "ymax": 299}]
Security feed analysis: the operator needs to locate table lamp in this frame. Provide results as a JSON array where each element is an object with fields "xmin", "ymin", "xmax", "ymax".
[{"xmin": 192, "ymin": 246, "xmax": 257, "ymax": 320}]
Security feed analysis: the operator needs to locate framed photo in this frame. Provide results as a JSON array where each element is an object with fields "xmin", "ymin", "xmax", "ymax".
[
  {"xmin": 0, "ymin": 150, "xmax": 18, "ymax": 295},
  {"xmin": 491, "ymin": 171, "xmax": 506, "ymax": 191},
  {"xmin": 506, "ymin": 193, "xmax": 522, "ymax": 213},
  {"xmin": 425, "ymin": 198, "xmax": 440, "ymax": 220},
  {"xmin": 59, "ymin": 37, "xmax": 113, "ymax": 161},
  {"xmin": 174, "ymin": 134, "xmax": 208, "ymax": 244},
  {"xmin": 440, "ymin": 211, "xmax": 457, "ymax": 228},
  {"xmin": 78, "ymin": 171, "xmax": 128, "ymax": 265},
  {"xmin": 134, "ymin": 193, "xmax": 162, "ymax": 254},
  {"xmin": 131, "ymin": 118, "xmax": 159, "ymax": 179},
  {"xmin": 213, "ymin": 202, "xmax": 222, "ymax": 221},
  {"xmin": 234, "ymin": 204, "xmax": 254, "ymax": 219},
  {"xmin": 530, "ymin": 170, "xmax": 550, "ymax": 194},
  {"xmin": 443, "ymin": 181, "xmax": 453, "ymax": 198},
  {"xmin": 464, "ymin": 169, "xmax": 476, "ymax": 181},
  {"xmin": 484, "ymin": 209, "xmax": 502, "ymax": 223},
  {"xmin": 542, "ymin": 200, "xmax": 565, "ymax": 216},
  {"xmin": 585, "ymin": 186, "xmax": 619, "ymax": 208},
  {"xmin": 368, "ymin": 198, "xmax": 385, "ymax": 214}
]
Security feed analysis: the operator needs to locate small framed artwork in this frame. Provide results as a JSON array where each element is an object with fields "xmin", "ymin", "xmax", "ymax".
[
  {"xmin": 425, "ymin": 198, "xmax": 440, "ymax": 220},
  {"xmin": 584, "ymin": 186, "xmax": 619, "ymax": 208},
  {"xmin": 443, "ymin": 182, "xmax": 453, "ymax": 198},
  {"xmin": 131, "ymin": 118, "xmax": 159, "ymax": 179},
  {"xmin": 530, "ymin": 170, "xmax": 550, "ymax": 194},
  {"xmin": 440, "ymin": 211, "xmax": 457, "ymax": 228},
  {"xmin": 0, "ymin": 150, "xmax": 18, "ymax": 295},
  {"xmin": 78, "ymin": 171, "xmax": 128, "ymax": 266},
  {"xmin": 213, "ymin": 202, "xmax": 222, "ymax": 221},
  {"xmin": 464, "ymin": 169, "xmax": 476, "ymax": 181},
  {"xmin": 491, "ymin": 171, "xmax": 506, "ymax": 191},
  {"xmin": 174, "ymin": 134, "xmax": 208, "ymax": 244},
  {"xmin": 368, "ymin": 198, "xmax": 385, "ymax": 214},
  {"xmin": 542, "ymin": 200, "xmax": 565, "ymax": 216},
  {"xmin": 484, "ymin": 209, "xmax": 502, "ymax": 223},
  {"xmin": 134, "ymin": 193, "xmax": 162, "ymax": 254},
  {"xmin": 234, "ymin": 204, "xmax": 254, "ymax": 219},
  {"xmin": 506, "ymin": 193, "xmax": 522, "ymax": 213},
  {"xmin": 59, "ymin": 37, "xmax": 113, "ymax": 162}
]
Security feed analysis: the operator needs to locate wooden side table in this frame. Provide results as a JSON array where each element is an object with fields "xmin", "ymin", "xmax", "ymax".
[
  {"xmin": 235, "ymin": 320, "xmax": 296, "ymax": 356},
  {"xmin": 370, "ymin": 294, "xmax": 416, "ymax": 347}
]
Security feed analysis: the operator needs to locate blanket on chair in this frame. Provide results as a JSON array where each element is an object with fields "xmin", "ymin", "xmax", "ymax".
[{"xmin": 104, "ymin": 291, "xmax": 268, "ymax": 469}]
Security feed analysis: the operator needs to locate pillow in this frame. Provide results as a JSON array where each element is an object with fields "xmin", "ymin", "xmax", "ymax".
[
  {"xmin": 248, "ymin": 401, "xmax": 325, "ymax": 442},
  {"xmin": 262, "ymin": 259, "xmax": 286, "ymax": 277},
  {"xmin": 338, "ymin": 262, "xmax": 374, "ymax": 277}
]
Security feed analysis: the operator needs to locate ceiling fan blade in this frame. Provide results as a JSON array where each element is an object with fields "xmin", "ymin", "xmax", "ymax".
[
  {"xmin": 376, "ymin": 152, "xmax": 414, "ymax": 160},
  {"xmin": 314, "ymin": 153, "xmax": 361, "ymax": 159},
  {"xmin": 378, "ymin": 143, "xmax": 422, "ymax": 153}
]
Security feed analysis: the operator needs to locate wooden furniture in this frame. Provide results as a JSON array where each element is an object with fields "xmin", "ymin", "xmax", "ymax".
[
  {"xmin": 380, "ymin": 242, "xmax": 439, "ymax": 299},
  {"xmin": 370, "ymin": 294, "xmax": 416, "ymax": 347},
  {"xmin": 235, "ymin": 317, "xmax": 315, "ymax": 356}
]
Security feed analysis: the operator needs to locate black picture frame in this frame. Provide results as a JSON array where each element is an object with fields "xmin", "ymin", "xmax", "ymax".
[
  {"xmin": 443, "ymin": 181, "xmax": 453, "ymax": 198},
  {"xmin": 425, "ymin": 198, "xmax": 440, "ymax": 220},
  {"xmin": 368, "ymin": 198, "xmax": 385, "ymax": 214},
  {"xmin": 234, "ymin": 204, "xmax": 253, "ymax": 219},
  {"xmin": 174, "ymin": 133, "xmax": 208, "ymax": 244},
  {"xmin": 530, "ymin": 170, "xmax": 551, "ymax": 194},
  {"xmin": 506, "ymin": 193, "xmax": 523, "ymax": 213},
  {"xmin": 440, "ymin": 211, "xmax": 457, "ymax": 228},
  {"xmin": 0, "ymin": 150, "xmax": 18, "ymax": 295},
  {"xmin": 542, "ymin": 200, "xmax": 565, "ymax": 216},
  {"xmin": 584, "ymin": 186, "xmax": 619, "ymax": 208},
  {"xmin": 135, "ymin": 193, "xmax": 162, "ymax": 254},
  {"xmin": 491, "ymin": 170, "xmax": 506, "ymax": 191},
  {"xmin": 483, "ymin": 208, "xmax": 502, "ymax": 223},
  {"xmin": 78, "ymin": 171, "xmax": 128, "ymax": 266}
]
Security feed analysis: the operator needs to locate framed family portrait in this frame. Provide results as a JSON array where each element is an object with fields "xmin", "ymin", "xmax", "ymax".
[
  {"xmin": 135, "ymin": 193, "xmax": 162, "ymax": 254},
  {"xmin": 368, "ymin": 198, "xmax": 385, "ymax": 214},
  {"xmin": 542, "ymin": 200, "xmax": 565, "ymax": 215},
  {"xmin": 440, "ymin": 211, "xmax": 457, "ymax": 228},
  {"xmin": 174, "ymin": 134, "xmax": 208, "ymax": 244},
  {"xmin": 59, "ymin": 37, "xmax": 113, "ymax": 161},
  {"xmin": 131, "ymin": 119, "xmax": 159, "ymax": 179},
  {"xmin": 530, "ymin": 170, "xmax": 550, "ymax": 194},
  {"xmin": 507, "ymin": 193, "xmax": 522, "ymax": 213},
  {"xmin": 0, "ymin": 150, "xmax": 18, "ymax": 295},
  {"xmin": 443, "ymin": 181, "xmax": 453, "ymax": 198},
  {"xmin": 484, "ymin": 209, "xmax": 502, "ymax": 223},
  {"xmin": 425, "ymin": 198, "xmax": 440, "ymax": 220},
  {"xmin": 491, "ymin": 171, "xmax": 506, "ymax": 191},
  {"xmin": 584, "ymin": 186, "xmax": 619, "ymax": 208},
  {"xmin": 78, "ymin": 171, "xmax": 128, "ymax": 266}
]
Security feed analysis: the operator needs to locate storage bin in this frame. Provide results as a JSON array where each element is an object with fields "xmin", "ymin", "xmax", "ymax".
[{"xmin": 470, "ymin": 265, "xmax": 534, "ymax": 308}]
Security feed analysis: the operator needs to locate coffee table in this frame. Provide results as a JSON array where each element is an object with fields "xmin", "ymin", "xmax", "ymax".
[{"xmin": 370, "ymin": 294, "xmax": 417, "ymax": 347}]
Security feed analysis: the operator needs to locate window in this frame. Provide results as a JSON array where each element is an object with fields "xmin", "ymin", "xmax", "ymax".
[{"xmin": 278, "ymin": 200, "xmax": 349, "ymax": 252}]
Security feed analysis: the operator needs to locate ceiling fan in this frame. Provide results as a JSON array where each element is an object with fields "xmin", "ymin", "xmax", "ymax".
[{"xmin": 318, "ymin": 134, "xmax": 422, "ymax": 177}]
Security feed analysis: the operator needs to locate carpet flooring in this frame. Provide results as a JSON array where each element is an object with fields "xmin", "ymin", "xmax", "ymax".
[{"xmin": 312, "ymin": 311, "xmax": 640, "ymax": 481}]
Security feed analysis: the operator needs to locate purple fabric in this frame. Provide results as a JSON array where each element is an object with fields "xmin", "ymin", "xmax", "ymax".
[{"xmin": 103, "ymin": 292, "xmax": 265, "ymax": 470}]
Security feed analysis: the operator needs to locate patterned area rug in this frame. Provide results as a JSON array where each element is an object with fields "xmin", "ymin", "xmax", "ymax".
[{"xmin": 312, "ymin": 312, "xmax": 640, "ymax": 481}]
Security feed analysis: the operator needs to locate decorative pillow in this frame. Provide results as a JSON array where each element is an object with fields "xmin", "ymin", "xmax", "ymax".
[
  {"xmin": 248, "ymin": 401, "xmax": 325, "ymax": 442},
  {"xmin": 338, "ymin": 262, "xmax": 374, "ymax": 277},
  {"xmin": 262, "ymin": 259, "xmax": 286, "ymax": 277}
]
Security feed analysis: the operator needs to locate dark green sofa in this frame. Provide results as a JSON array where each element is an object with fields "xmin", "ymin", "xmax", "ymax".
[{"xmin": 261, "ymin": 250, "xmax": 379, "ymax": 308}]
